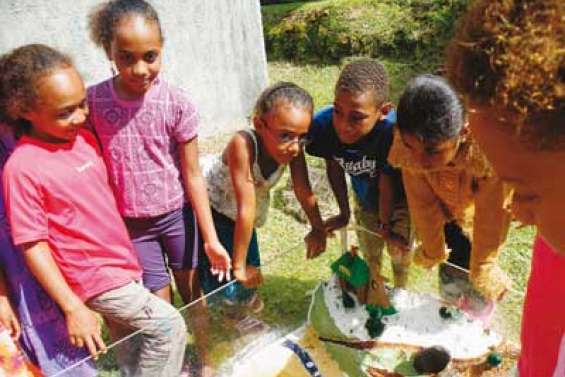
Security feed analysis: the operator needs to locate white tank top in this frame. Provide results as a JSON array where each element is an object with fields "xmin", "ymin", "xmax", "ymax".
[{"xmin": 201, "ymin": 129, "xmax": 285, "ymax": 227}]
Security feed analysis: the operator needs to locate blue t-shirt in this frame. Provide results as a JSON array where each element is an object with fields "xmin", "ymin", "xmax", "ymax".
[{"xmin": 306, "ymin": 106, "xmax": 397, "ymax": 211}]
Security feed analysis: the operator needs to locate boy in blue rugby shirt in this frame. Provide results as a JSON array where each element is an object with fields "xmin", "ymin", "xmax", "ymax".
[{"xmin": 306, "ymin": 59, "xmax": 413, "ymax": 304}]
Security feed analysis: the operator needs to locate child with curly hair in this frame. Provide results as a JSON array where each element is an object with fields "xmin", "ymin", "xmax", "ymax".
[
  {"xmin": 0, "ymin": 43, "xmax": 186, "ymax": 377},
  {"xmin": 0, "ymin": 127, "xmax": 95, "ymax": 376},
  {"xmin": 446, "ymin": 0, "xmax": 564, "ymax": 374}
]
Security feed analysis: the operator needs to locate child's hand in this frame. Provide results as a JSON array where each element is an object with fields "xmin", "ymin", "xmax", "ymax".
[
  {"xmin": 204, "ymin": 241, "xmax": 232, "ymax": 282},
  {"xmin": 470, "ymin": 263, "xmax": 511, "ymax": 301},
  {"xmin": 305, "ymin": 228, "xmax": 327, "ymax": 259},
  {"xmin": 324, "ymin": 214, "xmax": 350, "ymax": 235},
  {"xmin": 233, "ymin": 266, "xmax": 263, "ymax": 288},
  {"xmin": 385, "ymin": 232, "xmax": 411, "ymax": 253},
  {"xmin": 65, "ymin": 303, "xmax": 106, "ymax": 358},
  {"xmin": 0, "ymin": 296, "xmax": 20, "ymax": 340}
]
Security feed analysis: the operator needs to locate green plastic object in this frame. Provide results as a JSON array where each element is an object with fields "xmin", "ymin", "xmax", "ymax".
[
  {"xmin": 487, "ymin": 352, "xmax": 503, "ymax": 367},
  {"xmin": 366, "ymin": 304, "xmax": 397, "ymax": 318},
  {"xmin": 330, "ymin": 252, "xmax": 370, "ymax": 288},
  {"xmin": 366, "ymin": 304, "xmax": 383, "ymax": 319}
]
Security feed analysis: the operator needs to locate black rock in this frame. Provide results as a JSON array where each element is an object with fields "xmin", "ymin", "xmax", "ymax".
[
  {"xmin": 439, "ymin": 306, "xmax": 452, "ymax": 319},
  {"xmin": 413, "ymin": 346, "xmax": 451, "ymax": 374},
  {"xmin": 365, "ymin": 316, "xmax": 385, "ymax": 338},
  {"xmin": 342, "ymin": 291, "xmax": 355, "ymax": 309}
]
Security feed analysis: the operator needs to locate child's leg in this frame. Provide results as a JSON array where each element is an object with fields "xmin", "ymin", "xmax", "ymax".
[
  {"xmin": 88, "ymin": 281, "xmax": 186, "ymax": 377},
  {"xmin": 440, "ymin": 221, "xmax": 472, "ymax": 303},
  {"xmin": 123, "ymin": 216, "xmax": 173, "ymax": 301},
  {"xmin": 353, "ymin": 203, "xmax": 386, "ymax": 304},
  {"xmin": 158, "ymin": 207, "xmax": 200, "ymax": 304},
  {"xmin": 386, "ymin": 205, "xmax": 413, "ymax": 288},
  {"xmin": 159, "ymin": 207, "xmax": 213, "ymax": 374},
  {"xmin": 441, "ymin": 222, "xmax": 494, "ymax": 324},
  {"xmin": 103, "ymin": 315, "xmax": 142, "ymax": 373}
]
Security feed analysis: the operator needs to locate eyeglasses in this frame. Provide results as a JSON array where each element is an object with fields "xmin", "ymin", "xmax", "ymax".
[{"xmin": 261, "ymin": 119, "xmax": 311, "ymax": 147}]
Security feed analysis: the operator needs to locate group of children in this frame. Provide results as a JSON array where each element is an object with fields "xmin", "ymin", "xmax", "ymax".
[{"xmin": 0, "ymin": 0, "xmax": 562, "ymax": 376}]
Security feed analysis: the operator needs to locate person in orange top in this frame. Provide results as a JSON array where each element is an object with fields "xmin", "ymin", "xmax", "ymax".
[{"xmin": 388, "ymin": 74, "xmax": 512, "ymax": 321}]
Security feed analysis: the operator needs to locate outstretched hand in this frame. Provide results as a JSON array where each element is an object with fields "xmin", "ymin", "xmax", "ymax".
[
  {"xmin": 373, "ymin": 223, "xmax": 410, "ymax": 254},
  {"xmin": 384, "ymin": 231, "xmax": 411, "ymax": 253},
  {"xmin": 233, "ymin": 266, "xmax": 263, "ymax": 288},
  {"xmin": 305, "ymin": 228, "xmax": 327, "ymax": 259},
  {"xmin": 205, "ymin": 241, "xmax": 232, "ymax": 283}
]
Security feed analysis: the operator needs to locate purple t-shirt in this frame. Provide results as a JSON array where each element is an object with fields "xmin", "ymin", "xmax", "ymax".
[{"xmin": 87, "ymin": 77, "xmax": 199, "ymax": 217}]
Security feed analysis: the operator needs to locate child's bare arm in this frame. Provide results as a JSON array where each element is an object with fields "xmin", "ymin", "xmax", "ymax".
[
  {"xmin": 470, "ymin": 176, "xmax": 513, "ymax": 300},
  {"xmin": 403, "ymin": 170, "xmax": 447, "ymax": 267},
  {"xmin": 0, "ymin": 269, "xmax": 20, "ymax": 340},
  {"xmin": 324, "ymin": 159, "xmax": 350, "ymax": 233},
  {"xmin": 227, "ymin": 134, "xmax": 262, "ymax": 287},
  {"xmin": 289, "ymin": 151, "xmax": 327, "ymax": 258},
  {"xmin": 180, "ymin": 137, "xmax": 231, "ymax": 279},
  {"xmin": 21, "ymin": 241, "xmax": 105, "ymax": 357}
]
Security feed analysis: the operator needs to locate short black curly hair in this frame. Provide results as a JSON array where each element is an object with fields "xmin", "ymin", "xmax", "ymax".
[
  {"xmin": 88, "ymin": 0, "xmax": 163, "ymax": 57},
  {"xmin": 335, "ymin": 59, "xmax": 390, "ymax": 107},
  {"xmin": 0, "ymin": 44, "xmax": 73, "ymax": 136},
  {"xmin": 446, "ymin": 0, "xmax": 564, "ymax": 148}
]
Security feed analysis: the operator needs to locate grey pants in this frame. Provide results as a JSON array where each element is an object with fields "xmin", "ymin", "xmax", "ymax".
[{"xmin": 88, "ymin": 281, "xmax": 187, "ymax": 377}]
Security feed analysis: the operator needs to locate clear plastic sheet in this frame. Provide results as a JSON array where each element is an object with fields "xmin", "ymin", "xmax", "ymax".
[{"xmin": 52, "ymin": 225, "xmax": 525, "ymax": 376}]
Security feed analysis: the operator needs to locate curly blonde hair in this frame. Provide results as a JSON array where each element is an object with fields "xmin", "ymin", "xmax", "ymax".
[{"xmin": 446, "ymin": 0, "xmax": 564, "ymax": 147}]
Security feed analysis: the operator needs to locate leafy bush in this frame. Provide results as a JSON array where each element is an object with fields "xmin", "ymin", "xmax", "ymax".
[{"xmin": 262, "ymin": 0, "xmax": 470, "ymax": 64}]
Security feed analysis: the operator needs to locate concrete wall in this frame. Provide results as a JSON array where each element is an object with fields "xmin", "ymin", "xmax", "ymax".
[{"xmin": 0, "ymin": 0, "xmax": 268, "ymax": 137}]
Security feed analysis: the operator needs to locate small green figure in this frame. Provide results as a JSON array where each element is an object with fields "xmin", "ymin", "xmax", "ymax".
[
  {"xmin": 331, "ymin": 251, "xmax": 370, "ymax": 289},
  {"xmin": 487, "ymin": 352, "xmax": 503, "ymax": 367},
  {"xmin": 331, "ymin": 249, "xmax": 371, "ymax": 304}
]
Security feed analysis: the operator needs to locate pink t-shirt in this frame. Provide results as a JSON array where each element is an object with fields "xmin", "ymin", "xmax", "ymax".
[
  {"xmin": 2, "ymin": 130, "xmax": 142, "ymax": 302},
  {"xmin": 519, "ymin": 236, "xmax": 565, "ymax": 377},
  {"xmin": 87, "ymin": 77, "xmax": 199, "ymax": 218}
]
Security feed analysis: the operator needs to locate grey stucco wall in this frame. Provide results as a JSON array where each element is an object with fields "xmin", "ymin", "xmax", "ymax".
[{"xmin": 0, "ymin": 0, "xmax": 268, "ymax": 137}]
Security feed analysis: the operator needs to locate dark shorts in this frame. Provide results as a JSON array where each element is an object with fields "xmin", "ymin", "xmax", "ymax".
[
  {"xmin": 123, "ymin": 206, "xmax": 202, "ymax": 292},
  {"xmin": 199, "ymin": 208, "xmax": 260, "ymax": 303}
]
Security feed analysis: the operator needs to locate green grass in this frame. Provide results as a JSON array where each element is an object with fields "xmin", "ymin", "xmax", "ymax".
[{"xmin": 268, "ymin": 60, "xmax": 434, "ymax": 106}]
